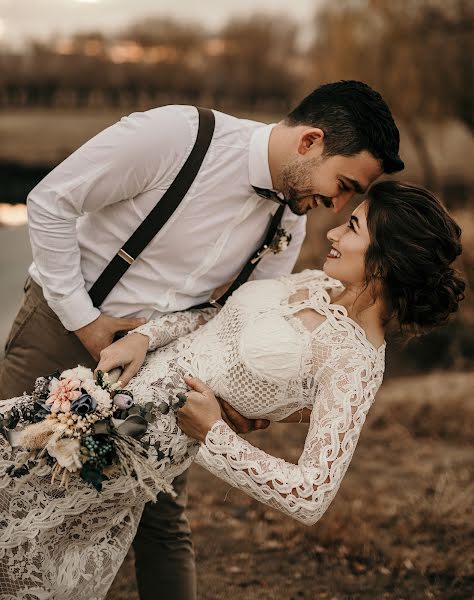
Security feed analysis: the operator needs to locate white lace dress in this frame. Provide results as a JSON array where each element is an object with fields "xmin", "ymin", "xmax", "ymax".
[{"xmin": 0, "ymin": 270, "xmax": 385, "ymax": 600}]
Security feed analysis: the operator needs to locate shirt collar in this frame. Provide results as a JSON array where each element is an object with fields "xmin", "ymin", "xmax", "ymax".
[{"xmin": 248, "ymin": 123, "xmax": 277, "ymax": 192}]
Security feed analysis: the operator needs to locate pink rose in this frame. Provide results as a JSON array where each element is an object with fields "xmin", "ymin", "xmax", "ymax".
[{"xmin": 46, "ymin": 377, "xmax": 81, "ymax": 413}]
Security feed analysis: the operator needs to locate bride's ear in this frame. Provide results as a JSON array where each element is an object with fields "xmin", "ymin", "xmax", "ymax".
[{"xmin": 297, "ymin": 128, "xmax": 325, "ymax": 156}]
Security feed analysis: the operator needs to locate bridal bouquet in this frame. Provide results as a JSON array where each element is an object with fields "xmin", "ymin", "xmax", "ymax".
[{"xmin": 0, "ymin": 366, "xmax": 170, "ymax": 495}]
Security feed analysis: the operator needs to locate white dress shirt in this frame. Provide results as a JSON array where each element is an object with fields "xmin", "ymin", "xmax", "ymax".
[{"xmin": 27, "ymin": 105, "xmax": 307, "ymax": 331}]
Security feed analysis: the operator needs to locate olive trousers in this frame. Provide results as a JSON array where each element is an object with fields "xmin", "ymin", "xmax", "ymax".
[{"xmin": 0, "ymin": 278, "xmax": 197, "ymax": 600}]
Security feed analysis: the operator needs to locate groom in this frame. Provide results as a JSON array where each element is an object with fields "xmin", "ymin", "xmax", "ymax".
[{"xmin": 0, "ymin": 81, "xmax": 403, "ymax": 599}]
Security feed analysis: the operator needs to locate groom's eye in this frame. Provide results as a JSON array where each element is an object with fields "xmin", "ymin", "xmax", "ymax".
[{"xmin": 339, "ymin": 180, "xmax": 350, "ymax": 192}]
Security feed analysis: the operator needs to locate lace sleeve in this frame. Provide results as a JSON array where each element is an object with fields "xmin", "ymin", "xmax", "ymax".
[
  {"xmin": 195, "ymin": 353, "xmax": 382, "ymax": 525},
  {"xmin": 130, "ymin": 307, "xmax": 219, "ymax": 351}
]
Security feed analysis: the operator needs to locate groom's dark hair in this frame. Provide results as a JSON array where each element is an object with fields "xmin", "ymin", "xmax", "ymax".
[{"xmin": 286, "ymin": 80, "xmax": 404, "ymax": 174}]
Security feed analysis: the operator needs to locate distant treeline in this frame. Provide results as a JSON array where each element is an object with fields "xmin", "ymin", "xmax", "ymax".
[{"xmin": 0, "ymin": 0, "xmax": 472, "ymax": 129}]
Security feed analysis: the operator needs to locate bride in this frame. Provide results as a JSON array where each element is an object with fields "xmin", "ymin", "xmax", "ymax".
[{"xmin": 0, "ymin": 181, "xmax": 464, "ymax": 599}]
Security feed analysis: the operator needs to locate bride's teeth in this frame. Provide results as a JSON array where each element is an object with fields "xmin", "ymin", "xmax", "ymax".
[{"xmin": 329, "ymin": 248, "xmax": 341, "ymax": 258}]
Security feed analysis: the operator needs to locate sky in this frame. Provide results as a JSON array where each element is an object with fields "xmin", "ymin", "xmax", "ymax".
[{"xmin": 0, "ymin": 0, "xmax": 323, "ymax": 48}]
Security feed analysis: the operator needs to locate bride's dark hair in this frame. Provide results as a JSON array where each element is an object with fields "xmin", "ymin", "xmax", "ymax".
[{"xmin": 364, "ymin": 181, "xmax": 465, "ymax": 334}]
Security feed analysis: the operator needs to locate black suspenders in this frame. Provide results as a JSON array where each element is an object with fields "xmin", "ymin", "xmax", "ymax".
[
  {"xmin": 192, "ymin": 204, "xmax": 285, "ymax": 309},
  {"xmin": 88, "ymin": 107, "xmax": 284, "ymax": 310}
]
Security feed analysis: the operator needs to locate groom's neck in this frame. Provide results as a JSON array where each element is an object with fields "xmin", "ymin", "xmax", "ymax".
[{"xmin": 268, "ymin": 122, "xmax": 292, "ymax": 191}]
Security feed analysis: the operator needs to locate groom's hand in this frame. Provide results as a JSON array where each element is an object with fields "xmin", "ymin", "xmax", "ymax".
[
  {"xmin": 95, "ymin": 331, "xmax": 149, "ymax": 386},
  {"xmin": 74, "ymin": 313, "xmax": 146, "ymax": 361},
  {"xmin": 217, "ymin": 398, "xmax": 270, "ymax": 434}
]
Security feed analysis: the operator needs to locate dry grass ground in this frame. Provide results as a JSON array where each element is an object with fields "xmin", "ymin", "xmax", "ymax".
[{"xmin": 107, "ymin": 371, "xmax": 474, "ymax": 600}]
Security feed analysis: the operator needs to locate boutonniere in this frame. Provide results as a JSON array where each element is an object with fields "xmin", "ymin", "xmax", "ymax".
[{"xmin": 251, "ymin": 227, "xmax": 293, "ymax": 264}]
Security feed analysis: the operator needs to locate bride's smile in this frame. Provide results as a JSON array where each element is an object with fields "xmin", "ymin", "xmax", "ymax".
[{"xmin": 324, "ymin": 201, "xmax": 370, "ymax": 287}]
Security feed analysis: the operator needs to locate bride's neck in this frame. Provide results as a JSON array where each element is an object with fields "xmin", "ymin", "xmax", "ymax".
[{"xmin": 330, "ymin": 283, "xmax": 386, "ymax": 337}]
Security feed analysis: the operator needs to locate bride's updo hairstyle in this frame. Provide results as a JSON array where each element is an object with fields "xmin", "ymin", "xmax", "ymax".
[{"xmin": 364, "ymin": 181, "xmax": 465, "ymax": 334}]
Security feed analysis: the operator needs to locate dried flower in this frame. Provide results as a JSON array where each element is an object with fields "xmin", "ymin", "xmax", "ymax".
[
  {"xmin": 60, "ymin": 366, "xmax": 94, "ymax": 382},
  {"xmin": 250, "ymin": 227, "xmax": 292, "ymax": 264},
  {"xmin": 47, "ymin": 437, "xmax": 82, "ymax": 472},
  {"xmin": 71, "ymin": 393, "xmax": 97, "ymax": 416},
  {"xmin": 47, "ymin": 378, "xmax": 81, "ymax": 413},
  {"xmin": 12, "ymin": 418, "xmax": 63, "ymax": 449},
  {"xmin": 113, "ymin": 391, "xmax": 134, "ymax": 410},
  {"xmin": 32, "ymin": 376, "xmax": 50, "ymax": 399},
  {"xmin": 81, "ymin": 380, "xmax": 112, "ymax": 411}
]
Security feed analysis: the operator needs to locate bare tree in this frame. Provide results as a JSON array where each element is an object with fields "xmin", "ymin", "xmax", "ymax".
[{"xmin": 306, "ymin": 0, "xmax": 474, "ymax": 188}]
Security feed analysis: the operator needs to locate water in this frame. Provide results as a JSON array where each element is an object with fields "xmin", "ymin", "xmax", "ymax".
[{"xmin": 0, "ymin": 204, "xmax": 28, "ymax": 226}]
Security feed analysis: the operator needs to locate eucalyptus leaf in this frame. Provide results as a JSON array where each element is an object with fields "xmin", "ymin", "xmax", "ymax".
[
  {"xmin": 113, "ymin": 414, "xmax": 148, "ymax": 439},
  {"xmin": 158, "ymin": 402, "xmax": 169, "ymax": 415},
  {"xmin": 93, "ymin": 419, "xmax": 112, "ymax": 435}
]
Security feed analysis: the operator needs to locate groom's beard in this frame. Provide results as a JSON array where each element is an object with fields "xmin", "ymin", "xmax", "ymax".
[
  {"xmin": 284, "ymin": 189, "xmax": 334, "ymax": 215},
  {"xmin": 285, "ymin": 187, "xmax": 314, "ymax": 215},
  {"xmin": 280, "ymin": 156, "xmax": 328, "ymax": 215}
]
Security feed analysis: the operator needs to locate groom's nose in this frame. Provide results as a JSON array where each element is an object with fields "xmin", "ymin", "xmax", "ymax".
[{"xmin": 332, "ymin": 190, "xmax": 355, "ymax": 214}]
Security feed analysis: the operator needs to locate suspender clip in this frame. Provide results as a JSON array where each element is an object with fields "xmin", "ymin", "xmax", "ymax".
[
  {"xmin": 208, "ymin": 298, "xmax": 222, "ymax": 308},
  {"xmin": 250, "ymin": 245, "xmax": 270, "ymax": 264},
  {"xmin": 118, "ymin": 249, "xmax": 135, "ymax": 265}
]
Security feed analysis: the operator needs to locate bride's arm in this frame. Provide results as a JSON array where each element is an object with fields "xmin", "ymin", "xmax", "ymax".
[
  {"xmin": 131, "ymin": 307, "xmax": 218, "ymax": 351},
  {"xmin": 95, "ymin": 307, "xmax": 219, "ymax": 385},
  {"xmin": 194, "ymin": 355, "xmax": 382, "ymax": 526}
]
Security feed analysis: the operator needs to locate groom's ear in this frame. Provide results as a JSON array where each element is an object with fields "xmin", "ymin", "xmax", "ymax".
[{"xmin": 297, "ymin": 127, "xmax": 325, "ymax": 157}]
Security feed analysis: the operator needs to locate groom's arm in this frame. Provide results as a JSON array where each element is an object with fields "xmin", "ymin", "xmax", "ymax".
[
  {"xmin": 217, "ymin": 398, "xmax": 270, "ymax": 433},
  {"xmin": 218, "ymin": 398, "xmax": 311, "ymax": 431},
  {"xmin": 27, "ymin": 106, "xmax": 194, "ymax": 356}
]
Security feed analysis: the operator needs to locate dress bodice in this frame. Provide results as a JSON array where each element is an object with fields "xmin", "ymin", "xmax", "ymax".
[{"xmin": 174, "ymin": 270, "xmax": 385, "ymax": 421}]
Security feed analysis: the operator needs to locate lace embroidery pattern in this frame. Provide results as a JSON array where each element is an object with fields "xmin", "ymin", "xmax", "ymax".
[{"xmin": 132, "ymin": 307, "xmax": 218, "ymax": 351}]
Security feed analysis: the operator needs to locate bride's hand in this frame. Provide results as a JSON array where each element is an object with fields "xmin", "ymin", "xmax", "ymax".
[
  {"xmin": 177, "ymin": 376, "xmax": 222, "ymax": 443},
  {"xmin": 94, "ymin": 332, "xmax": 149, "ymax": 387}
]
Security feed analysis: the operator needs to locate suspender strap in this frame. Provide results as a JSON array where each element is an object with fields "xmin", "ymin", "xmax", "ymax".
[
  {"xmin": 192, "ymin": 203, "xmax": 286, "ymax": 310},
  {"xmin": 88, "ymin": 107, "xmax": 215, "ymax": 307}
]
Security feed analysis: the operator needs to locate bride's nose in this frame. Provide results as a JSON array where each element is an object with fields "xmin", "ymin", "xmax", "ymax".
[{"xmin": 327, "ymin": 227, "xmax": 339, "ymax": 243}]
